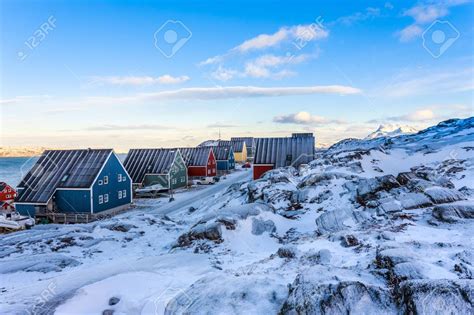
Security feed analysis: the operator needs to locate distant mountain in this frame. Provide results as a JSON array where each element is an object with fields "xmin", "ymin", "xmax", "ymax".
[
  {"xmin": 365, "ymin": 124, "xmax": 418, "ymax": 139},
  {"xmin": 0, "ymin": 147, "xmax": 50, "ymax": 157}
]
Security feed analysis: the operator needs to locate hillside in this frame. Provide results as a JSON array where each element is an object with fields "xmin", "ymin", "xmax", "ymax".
[
  {"xmin": 0, "ymin": 117, "xmax": 473, "ymax": 314},
  {"xmin": 365, "ymin": 124, "xmax": 418, "ymax": 139}
]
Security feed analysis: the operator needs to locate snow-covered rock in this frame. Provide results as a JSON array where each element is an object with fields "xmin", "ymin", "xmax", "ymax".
[{"xmin": 365, "ymin": 124, "xmax": 418, "ymax": 139}]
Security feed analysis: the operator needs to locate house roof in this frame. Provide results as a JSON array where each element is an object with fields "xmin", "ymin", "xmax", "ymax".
[
  {"xmin": 177, "ymin": 147, "xmax": 212, "ymax": 167},
  {"xmin": 231, "ymin": 137, "xmax": 254, "ymax": 148},
  {"xmin": 0, "ymin": 182, "xmax": 6, "ymax": 192},
  {"xmin": 212, "ymin": 146, "xmax": 233, "ymax": 160},
  {"xmin": 218, "ymin": 140, "xmax": 245, "ymax": 152},
  {"xmin": 254, "ymin": 135, "xmax": 315, "ymax": 168},
  {"xmin": 124, "ymin": 149, "xmax": 179, "ymax": 183},
  {"xmin": 16, "ymin": 149, "xmax": 112, "ymax": 204}
]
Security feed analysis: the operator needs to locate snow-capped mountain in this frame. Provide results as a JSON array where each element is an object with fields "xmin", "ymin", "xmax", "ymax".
[
  {"xmin": 0, "ymin": 117, "xmax": 473, "ymax": 314},
  {"xmin": 365, "ymin": 124, "xmax": 418, "ymax": 139}
]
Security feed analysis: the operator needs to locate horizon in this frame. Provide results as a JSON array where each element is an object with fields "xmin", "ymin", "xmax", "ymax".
[{"xmin": 1, "ymin": 0, "xmax": 473, "ymax": 151}]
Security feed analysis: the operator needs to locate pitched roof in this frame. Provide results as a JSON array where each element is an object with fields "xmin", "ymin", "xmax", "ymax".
[
  {"xmin": 177, "ymin": 147, "xmax": 212, "ymax": 167},
  {"xmin": 124, "ymin": 149, "xmax": 179, "ymax": 183},
  {"xmin": 0, "ymin": 182, "xmax": 6, "ymax": 192},
  {"xmin": 16, "ymin": 149, "xmax": 112, "ymax": 204},
  {"xmin": 212, "ymin": 146, "xmax": 233, "ymax": 160},
  {"xmin": 231, "ymin": 137, "xmax": 254, "ymax": 149},
  {"xmin": 218, "ymin": 140, "xmax": 245, "ymax": 152},
  {"xmin": 254, "ymin": 135, "xmax": 315, "ymax": 168}
]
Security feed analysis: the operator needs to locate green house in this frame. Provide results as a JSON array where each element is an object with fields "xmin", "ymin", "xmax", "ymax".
[{"xmin": 123, "ymin": 149, "xmax": 187, "ymax": 191}]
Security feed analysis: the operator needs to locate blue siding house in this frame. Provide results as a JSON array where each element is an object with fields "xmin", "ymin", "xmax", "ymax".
[
  {"xmin": 213, "ymin": 146, "xmax": 235, "ymax": 173},
  {"xmin": 15, "ymin": 149, "xmax": 132, "ymax": 218}
]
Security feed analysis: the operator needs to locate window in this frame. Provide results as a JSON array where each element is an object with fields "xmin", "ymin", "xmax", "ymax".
[
  {"xmin": 118, "ymin": 191, "xmax": 122, "ymax": 199},
  {"xmin": 122, "ymin": 190, "xmax": 127, "ymax": 198},
  {"xmin": 118, "ymin": 174, "xmax": 122, "ymax": 182},
  {"xmin": 104, "ymin": 194, "xmax": 109, "ymax": 203},
  {"xmin": 6, "ymin": 194, "xmax": 11, "ymax": 199},
  {"xmin": 98, "ymin": 180, "xmax": 103, "ymax": 186},
  {"xmin": 208, "ymin": 169, "xmax": 211, "ymax": 175},
  {"xmin": 172, "ymin": 178, "xmax": 177, "ymax": 185},
  {"xmin": 122, "ymin": 175, "xmax": 126, "ymax": 182},
  {"xmin": 104, "ymin": 176, "xmax": 109, "ymax": 184},
  {"xmin": 98, "ymin": 195, "xmax": 103, "ymax": 204}
]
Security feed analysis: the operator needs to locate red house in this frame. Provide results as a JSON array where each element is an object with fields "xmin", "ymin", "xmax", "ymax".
[
  {"xmin": 178, "ymin": 147, "xmax": 217, "ymax": 178},
  {"xmin": 0, "ymin": 182, "xmax": 16, "ymax": 202}
]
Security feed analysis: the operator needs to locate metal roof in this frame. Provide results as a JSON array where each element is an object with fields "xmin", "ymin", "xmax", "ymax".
[
  {"xmin": 231, "ymin": 137, "xmax": 254, "ymax": 149},
  {"xmin": 177, "ymin": 147, "xmax": 211, "ymax": 167},
  {"xmin": 218, "ymin": 140, "xmax": 245, "ymax": 152},
  {"xmin": 0, "ymin": 182, "xmax": 5, "ymax": 192},
  {"xmin": 123, "ymin": 149, "xmax": 179, "ymax": 184},
  {"xmin": 212, "ymin": 146, "xmax": 233, "ymax": 160},
  {"xmin": 16, "ymin": 149, "xmax": 112, "ymax": 204},
  {"xmin": 254, "ymin": 135, "xmax": 315, "ymax": 168}
]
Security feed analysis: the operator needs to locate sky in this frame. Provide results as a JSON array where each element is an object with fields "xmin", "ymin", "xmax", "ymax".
[{"xmin": 0, "ymin": 0, "xmax": 473, "ymax": 151}]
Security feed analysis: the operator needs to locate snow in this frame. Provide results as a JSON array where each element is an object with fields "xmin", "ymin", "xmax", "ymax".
[{"xmin": 0, "ymin": 117, "xmax": 473, "ymax": 314}]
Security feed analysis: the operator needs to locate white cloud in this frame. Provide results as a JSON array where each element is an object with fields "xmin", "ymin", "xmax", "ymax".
[
  {"xmin": 86, "ymin": 85, "xmax": 362, "ymax": 105},
  {"xmin": 397, "ymin": 1, "xmax": 469, "ymax": 42},
  {"xmin": 335, "ymin": 7, "xmax": 381, "ymax": 26},
  {"xmin": 210, "ymin": 66, "xmax": 239, "ymax": 81},
  {"xmin": 377, "ymin": 67, "xmax": 473, "ymax": 97},
  {"xmin": 387, "ymin": 104, "xmax": 472, "ymax": 122},
  {"xmin": 397, "ymin": 24, "xmax": 423, "ymax": 42},
  {"xmin": 200, "ymin": 23, "xmax": 328, "ymax": 66},
  {"xmin": 404, "ymin": 5, "xmax": 448, "ymax": 24},
  {"xmin": 273, "ymin": 111, "xmax": 344, "ymax": 125},
  {"xmin": 244, "ymin": 54, "xmax": 309, "ymax": 78},
  {"xmin": 86, "ymin": 124, "xmax": 172, "ymax": 131},
  {"xmin": 0, "ymin": 95, "xmax": 51, "ymax": 105},
  {"xmin": 88, "ymin": 75, "xmax": 190, "ymax": 86}
]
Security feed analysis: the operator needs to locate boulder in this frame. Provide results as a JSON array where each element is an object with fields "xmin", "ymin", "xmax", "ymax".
[
  {"xmin": 176, "ymin": 222, "xmax": 223, "ymax": 247},
  {"xmin": 432, "ymin": 204, "xmax": 474, "ymax": 223},
  {"xmin": 315, "ymin": 209, "xmax": 355, "ymax": 234},
  {"xmin": 400, "ymin": 279, "xmax": 474, "ymax": 315},
  {"xmin": 340, "ymin": 235, "xmax": 360, "ymax": 247},
  {"xmin": 280, "ymin": 278, "xmax": 397, "ymax": 315},
  {"xmin": 108, "ymin": 297, "xmax": 120, "ymax": 306},
  {"xmin": 423, "ymin": 187, "xmax": 466, "ymax": 204},
  {"xmin": 251, "ymin": 218, "xmax": 276, "ymax": 235},
  {"xmin": 277, "ymin": 246, "xmax": 297, "ymax": 259},
  {"xmin": 399, "ymin": 193, "xmax": 433, "ymax": 210},
  {"xmin": 356, "ymin": 175, "xmax": 400, "ymax": 204}
]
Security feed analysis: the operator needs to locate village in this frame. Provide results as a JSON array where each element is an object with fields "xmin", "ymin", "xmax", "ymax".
[{"xmin": 0, "ymin": 133, "xmax": 315, "ymax": 231}]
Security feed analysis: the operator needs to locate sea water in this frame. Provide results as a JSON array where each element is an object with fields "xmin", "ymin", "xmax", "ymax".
[{"xmin": 0, "ymin": 157, "xmax": 38, "ymax": 187}]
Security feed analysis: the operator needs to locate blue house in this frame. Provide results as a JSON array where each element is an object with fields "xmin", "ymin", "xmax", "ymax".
[
  {"xmin": 212, "ymin": 146, "xmax": 235, "ymax": 173},
  {"xmin": 15, "ymin": 149, "xmax": 132, "ymax": 218}
]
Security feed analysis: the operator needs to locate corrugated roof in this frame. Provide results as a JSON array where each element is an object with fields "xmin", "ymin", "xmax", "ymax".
[
  {"xmin": 124, "ymin": 149, "xmax": 178, "ymax": 184},
  {"xmin": 231, "ymin": 137, "xmax": 254, "ymax": 149},
  {"xmin": 0, "ymin": 182, "xmax": 6, "ymax": 192},
  {"xmin": 16, "ymin": 149, "xmax": 112, "ymax": 204},
  {"xmin": 177, "ymin": 147, "xmax": 211, "ymax": 167},
  {"xmin": 254, "ymin": 136, "xmax": 315, "ymax": 168},
  {"xmin": 218, "ymin": 140, "xmax": 245, "ymax": 152},
  {"xmin": 213, "ymin": 146, "xmax": 232, "ymax": 160}
]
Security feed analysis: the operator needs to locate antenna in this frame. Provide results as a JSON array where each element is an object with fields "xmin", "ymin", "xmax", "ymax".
[{"xmin": 218, "ymin": 129, "xmax": 221, "ymax": 140}]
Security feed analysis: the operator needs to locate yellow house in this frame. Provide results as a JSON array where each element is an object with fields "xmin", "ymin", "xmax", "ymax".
[{"xmin": 218, "ymin": 140, "xmax": 247, "ymax": 163}]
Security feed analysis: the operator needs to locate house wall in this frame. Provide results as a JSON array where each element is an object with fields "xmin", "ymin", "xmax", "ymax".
[
  {"xmin": 207, "ymin": 150, "xmax": 217, "ymax": 177},
  {"xmin": 55, "ymin": 189, "xmax": 91, "ymax": 213},
  {"xmin": 0, "ymin": 185, "xmax": 16, "ymax": 201},
  {"xmin": 188, "ymin": 166, "xmax": 206, "ymax": 177},
  {"xmin": 144, "ymin": 174, "xmax": 169, "ymax": 188},
  {"xmin": 234, "ymin": 144, "xmax": 248, "ymax": 163},
  {"xmin": 216, "ymin": 160, "xmax": 229, "ymax": 171},
  {"xmin": 91, "ymin": 153, "xmax": 132, "ymax": 213},
  {"xmin": 15, "ymin": 204, "xmax": 36, "ymax": 217},
  {"xmin": 169, "ymin": 153, "xmax": 187, "ymax": 189},
  {"xmin": 253, "ymin": 164, "xmax": 274, "ymax": 180}
]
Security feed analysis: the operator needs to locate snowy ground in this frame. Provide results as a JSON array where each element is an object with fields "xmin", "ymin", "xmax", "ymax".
[{"xmin": 0, "ymin": 118, "xmax": 473, "ymax": 315}]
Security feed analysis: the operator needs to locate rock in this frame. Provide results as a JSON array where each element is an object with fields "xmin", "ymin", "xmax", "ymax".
[
  {"xmin": 399, "ymin": 193, "xmax": 433, "ymax": 209},
  {"xmin": 315, "ymin": 209, "xmax": 355, "ymax": 234},
  {"xmin": 405, "ymin": 178, "xmax": 434, "ymax": 193},
  {"xmin": 392, "ymin": 262, "xmax": 426, "ymax": 280},
  {"xmin": 102, "ymin": 223, "xmax": 137, "ymax": 233},
  {"xmin": 376, "ymin": 248, "xmax": 414, "ymax": 268},
  {"xmin": 423, "ymin": 186, "xmax": 466, "ymax": 204},
  {"xmin": 165, "ymin": 274, "xmax": 288, "ymax": 314},
  {"xmin": 0, "ymin": 254, "xmax": 81, "ymax": 274},
  {"xmin": 356, "ymin": 175, "xmax": 400, "ymax": 202},
  {"xmin": 251, "ymin": 218, "xmax": 276, "ymax": 235},
  {"xmin": 432, "ymin": 204, "xmax": 474, "ymax": 223},
  {"xmin": 400, "ymin": 279, "xmax": 474, "ymax": 315},
  {"xmin": 341, "ymin": 235, "xmax": 359, "ymax": 247},
  {"xmin": 280, "ymin": 278, "xmax": 397, "ymax": 315},
  {"xmin": 108, "ymin": 297, "xmax": 120, "ymax": 306},
  {"xmin": 277, "ymin": 246, "xmax": 297, "ymax": 259},
  {"xmin": 216, "ymin": 217, "xmax": 237, "ymax": 230},
  {"xmin": 317, "ymin": 249, "xmax": 332, "ymax": 264},
  {"xmin": 176, "ymin": 222, "xmax": 223, "ymax": 247},
  {"xmin": 300, "ymin": 249, "xmax": 332, "ymax": 265},
  {"xmin": 396, "ymin": 172, "xmax": 418, "ymax": 185},
  {"xmin": 102, "ymin": 310, "xmax": 114, "ymax": 315},
  {"xmin": 378, "ymin": 199, "xmax": 403, "ymax": 213}
]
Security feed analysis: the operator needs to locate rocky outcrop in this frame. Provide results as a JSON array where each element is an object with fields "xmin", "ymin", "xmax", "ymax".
[
  {"xmin": 280, "ymin": 277, "xmax": 397, "ymax": 315},
  {"xmin": 432, "ymin": 203, "xmax": 474, "ymax": 223}
]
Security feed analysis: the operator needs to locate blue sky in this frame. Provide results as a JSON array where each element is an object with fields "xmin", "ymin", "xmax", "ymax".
[{"xmin": 1, "ymin": 0, "xmax": 473, "ymax": 151}]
